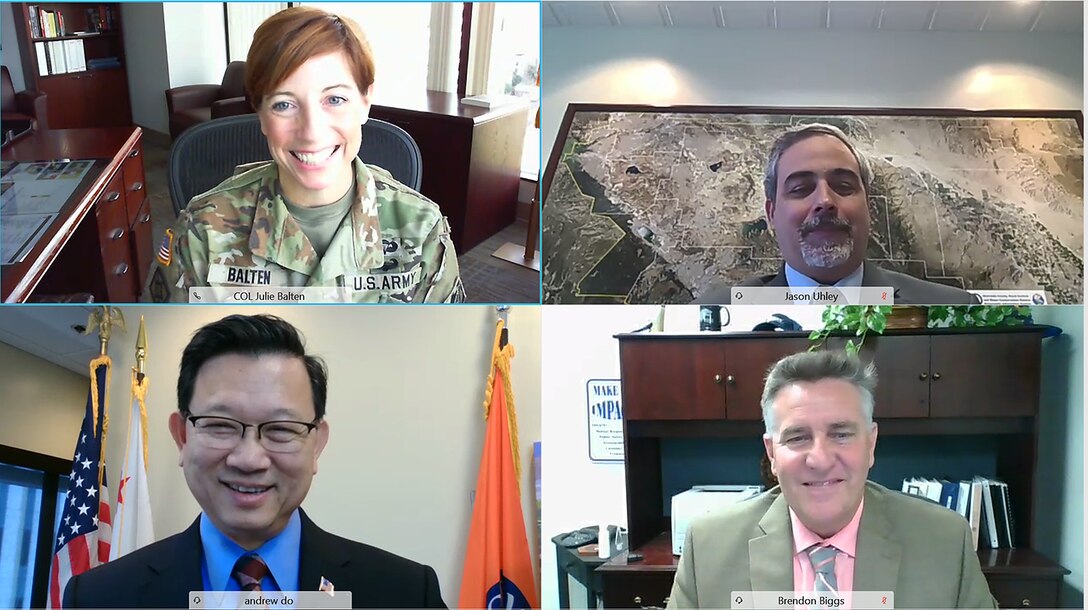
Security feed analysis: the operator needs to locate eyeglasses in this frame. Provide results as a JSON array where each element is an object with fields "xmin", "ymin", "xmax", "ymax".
[{"xmin": 187, "ymin": 415, "xmax": 319, "ymax": 454}]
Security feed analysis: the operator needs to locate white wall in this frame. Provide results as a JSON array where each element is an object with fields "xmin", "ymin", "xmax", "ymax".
[
  {"xmin": 1, "ymin": 3, "xmax": 26, "ymax": 91},
  {"xmin": 162, "ymin": 3, "xmax": 227, "ymax": 89},
  {"xmin": 121, "ymin": 3, "xmax": 171, "ymax": 133},
  {"xmin": 1031, "ymin": 305, "xmax": 1085, "ymax": 605},
  {"xmin": 0, "ymin": 342, "xmax": 87, "ymax": 458},
  {"xmin": 540, "ymin": 305, "xmax": 823, "ymax": 609},
  {"xmin": 5, "ymin": 305, "xmax": 540, "ymax": 606},
  {"xmin": 541, "ymin": 28, "xmax": 1083, "ymax": 162}
]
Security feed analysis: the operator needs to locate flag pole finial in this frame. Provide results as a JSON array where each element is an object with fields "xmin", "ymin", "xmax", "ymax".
[
  {"xmin": 496, "ymin": 306, "xmax": 510, "ymax": 348},
  {"xmin": 135, "ymin": 315, "xmax": 147, "ymax": 382},
  {"xmin": 84, "ymin": 306, "xmax": 126, "ymax": 356}
]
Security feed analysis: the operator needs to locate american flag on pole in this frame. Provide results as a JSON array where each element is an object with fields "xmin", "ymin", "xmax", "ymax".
[{"xmin": 48, "ymin": 355, "xmax": 113, "ymax": 608}]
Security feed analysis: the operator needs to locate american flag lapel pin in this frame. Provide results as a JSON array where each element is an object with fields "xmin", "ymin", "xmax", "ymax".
[{"xmin": 319, "ymin": 576, "xmax": 335, "ymax": 596}]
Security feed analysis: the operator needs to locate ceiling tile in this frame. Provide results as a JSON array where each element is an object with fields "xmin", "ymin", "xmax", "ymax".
[
  {"xmin": 774, "ymin": 1, "xmax": 827, "ymax": 29},
  {"xmin": 981, "ymin": 0, "xmax": 1041, "ymax": 31},
  {"xmin": 829, "ymin": 1, "xmax": 883, "ymax": 30},
  {"xmin": 879, "ymin": 1, "xmax": 937, "ymax": 30},
  {"xmin": 549, "ymin": 2, "xmax": 615, "ymax": 27},
  {"xmin": 0, "ymin": 306, "xmax": 97, "ymax": 376},
  {"xmin": 721, "ymin": 1, "xmax": 773, "ymax": 28},
  {"xmin": 613, "ymin": 1, "xmax": 666, "ymax": 26},
  {"xmin": 543, "ymin": 3, "xmax": 561, "ymax": 27},
  {"xmin": 666, "ymin": 2, "xmax": 724, "ymax": 27},
  {"xmin": 930, "ymin": 1, "xmax": 989, "ymax": 31},
  {"xmin": 1031, "ymin": 0, "xmax": 1083, "ymax": 33}
]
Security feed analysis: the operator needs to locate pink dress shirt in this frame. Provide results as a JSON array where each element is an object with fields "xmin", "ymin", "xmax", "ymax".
[{"xmin": 789, "ymin": 499, "xmax": 865, "ymax": 610}]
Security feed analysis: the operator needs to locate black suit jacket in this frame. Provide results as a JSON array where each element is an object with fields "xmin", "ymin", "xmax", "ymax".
[
  {"xmin": 63, "ymin": 509, "xmax": 446, "ymax": 608},
  {"xmin": 694, "ymin": 261, "xmax": 980, "ymax": 305}
]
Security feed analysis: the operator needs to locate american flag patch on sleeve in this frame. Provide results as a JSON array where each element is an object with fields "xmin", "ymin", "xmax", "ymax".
[{"xmin": 156, "ymin": 229, "xmax": 174, "ymax": 266}]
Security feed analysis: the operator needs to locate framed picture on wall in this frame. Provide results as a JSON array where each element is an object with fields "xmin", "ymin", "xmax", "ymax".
[{"xmin": 541, "ymin": 105, "xmax": 1084, "ymax": 305}]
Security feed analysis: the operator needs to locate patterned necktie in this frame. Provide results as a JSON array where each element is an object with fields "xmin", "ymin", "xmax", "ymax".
[
  {"xmin": 809, "ymin": 544, "xmax": 838, "ymax": 594},
  {"xmin": 232, "ymin": 553, "xmax": 270, "ymax": 592}
]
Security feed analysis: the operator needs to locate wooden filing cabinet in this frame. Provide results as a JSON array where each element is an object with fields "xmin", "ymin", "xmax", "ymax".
[{"xmin": 372, "ymin": 91, "xmax": 530, "ymax": 252}]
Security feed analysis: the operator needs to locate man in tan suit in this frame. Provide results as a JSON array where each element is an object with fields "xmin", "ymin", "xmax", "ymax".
[{"xmin": 668, "ymin": 351, "xmax": 996, "ymax": 609}]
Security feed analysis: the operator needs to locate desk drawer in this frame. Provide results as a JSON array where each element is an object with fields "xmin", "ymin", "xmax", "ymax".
[
  {"xmin": 122, "ymin": 141, "xmax": 146, "ymax": 227},
  {"xmin": 601, "ymin": 571, "xmax": 674, "ymax": 609},
  {"xmin": 130, "ymin": 198, "xmax": 153, "ymax": 295},
  {"xmin": 986, "ymin": 576, "xmax": 1059, "ymax": 608},
  {"xmin": 95, "ymin": 172, "xmax": 136, "ymax": 302}
]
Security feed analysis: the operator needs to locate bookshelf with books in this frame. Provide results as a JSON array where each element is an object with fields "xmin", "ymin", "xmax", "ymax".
[{"xmin": 11, "ymin": 2, "xmax": 132, "ymax": 129}]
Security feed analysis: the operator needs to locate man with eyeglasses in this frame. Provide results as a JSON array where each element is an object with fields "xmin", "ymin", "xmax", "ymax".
[{"xmin": 63, "ymin": 314, "xmax": 446, "ymax": 608}]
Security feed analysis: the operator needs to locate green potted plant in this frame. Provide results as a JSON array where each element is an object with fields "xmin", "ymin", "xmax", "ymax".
[
  {"xmin": 810, "ymin": 305, "xmax": 1034, "ymax": 356},
  {"xmin": 808, "ymin": 305, "xmax": 892, "ymax": 356},
  {"xmin": 927, "ymin": 305, "xmax": 1032, "ymax": 328}
]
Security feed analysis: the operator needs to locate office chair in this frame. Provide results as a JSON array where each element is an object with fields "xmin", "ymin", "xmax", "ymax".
[{"xmin": 168, "ymin": 113, "xmax": 423, "ymax": 216}]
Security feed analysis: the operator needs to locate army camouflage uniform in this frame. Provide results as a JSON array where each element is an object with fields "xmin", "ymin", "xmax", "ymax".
[{"xmin": 149, "ymin": 158, "xmax": 465, "ymax": 303}]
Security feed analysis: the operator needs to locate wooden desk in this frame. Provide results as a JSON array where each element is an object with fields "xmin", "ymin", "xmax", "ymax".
[
  {"xmin": 371, "ymin": 91, "xmax": 529, "ymax": 252},
  {"xmin": 2, "ymin": 126, "xmax": 148, "ymax": 302}
]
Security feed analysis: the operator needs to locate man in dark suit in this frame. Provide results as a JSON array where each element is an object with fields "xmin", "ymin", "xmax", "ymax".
[
  {"xmin": 695, "ymin": 123, "xmax": 978, "ymax": 305},
  {"xmin": 64, "ymin": 314, "xmax": 446, "ymax": 608}
]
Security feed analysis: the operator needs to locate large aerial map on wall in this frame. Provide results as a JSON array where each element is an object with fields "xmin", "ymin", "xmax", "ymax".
[{"xmin": 542, "ymin": 109, "xmax": 1084, "ymax": 304}]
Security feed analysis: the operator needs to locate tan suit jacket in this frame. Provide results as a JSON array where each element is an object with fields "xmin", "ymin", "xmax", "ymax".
[{"xmin": 667, "ymin": 482, "xmax": 997, "ymax": 609}]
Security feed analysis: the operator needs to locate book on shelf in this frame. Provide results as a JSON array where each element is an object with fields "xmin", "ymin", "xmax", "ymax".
[
  {"xmin": 28, "ymin": 6, "xmax": 41, "ymax": 38},
  {"xmin": 901, "ymin": 476, "xmax": 1015, "ymax": 551}
]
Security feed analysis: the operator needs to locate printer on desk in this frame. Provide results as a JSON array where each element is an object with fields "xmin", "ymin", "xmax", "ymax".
[{"xmin": 671, "ymin": 485, "xmax": 762, "ymax": 555}]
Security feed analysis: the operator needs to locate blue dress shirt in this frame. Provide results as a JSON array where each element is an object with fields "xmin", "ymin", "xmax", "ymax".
[
  {"xmin": 784, "ymin": 263, "xmax": 865, "ymax": 288},
  {"xmin": 199, "ymin": 509, "xmax": 301, "ymax": 594}
]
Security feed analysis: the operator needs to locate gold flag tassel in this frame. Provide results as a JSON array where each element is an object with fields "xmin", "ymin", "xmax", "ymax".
[
  {"xmin": 482, "ymin": 317, "xmax": 522, "ymax": 490},
  {"xmin": 84, "ymin": 307, "xmax": 124, "ymax": 491}
]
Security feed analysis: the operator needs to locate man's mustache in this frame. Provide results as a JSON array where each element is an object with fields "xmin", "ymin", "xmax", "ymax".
[{"xmin": 799, "ymin": 216, "xmax": 853, "ymax": 237}]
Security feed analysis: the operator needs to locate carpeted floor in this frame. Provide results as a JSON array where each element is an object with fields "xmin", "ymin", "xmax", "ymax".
[{"xmin": 141, "ymin": 130, "xmax": 539, "ymax": 303}]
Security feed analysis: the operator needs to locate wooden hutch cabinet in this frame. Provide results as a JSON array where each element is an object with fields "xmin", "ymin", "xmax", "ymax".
[
  {"xmin": 11, "ymin": 2, "xmax": 133, "ymax": 129},
  {"xmin": 602, "ymin": 327, "xmax": 1068, "ymax": 609}
]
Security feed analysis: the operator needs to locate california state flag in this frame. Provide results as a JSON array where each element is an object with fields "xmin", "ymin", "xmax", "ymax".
[
  {"xmin": 109, "ymin": 370, "xmax": 155, "ymax": 559},
  {"xmin": 458, "ymin": 320, "xmax": 538, "ymax": 610}
]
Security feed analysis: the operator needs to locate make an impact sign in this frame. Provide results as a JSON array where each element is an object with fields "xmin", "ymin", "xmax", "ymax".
[{"xmin": 587, "ymin": 379, "xmax": 624, "ymax": 462}]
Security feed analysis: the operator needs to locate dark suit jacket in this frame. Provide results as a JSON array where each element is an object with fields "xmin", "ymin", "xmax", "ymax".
[
  {"xmin": 694, "ymin": 261, "xmax": 980, "ymax": 305},
  {"xmin": 63, "ymin": 509, "xmax": 446, "ymax": 608}
]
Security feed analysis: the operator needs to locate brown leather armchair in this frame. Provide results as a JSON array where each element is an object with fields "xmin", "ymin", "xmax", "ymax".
[
  {"xmin": 165, "ymin": 61, "xmax": 252, "ymax": 140},
  {"xmin": 1, "ymin": 66, "xmax": 48, "ymax": 130}
]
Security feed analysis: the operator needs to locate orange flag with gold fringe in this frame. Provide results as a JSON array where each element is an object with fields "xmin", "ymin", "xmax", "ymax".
[{"xmin": 458, "ymin": 319, "xmax": 538, "ymax": 609}]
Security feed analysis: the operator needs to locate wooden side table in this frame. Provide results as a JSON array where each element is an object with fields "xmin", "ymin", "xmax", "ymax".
[{"xmin": 552, "ymin": 533, "xmax": 610, "ymax": 609}]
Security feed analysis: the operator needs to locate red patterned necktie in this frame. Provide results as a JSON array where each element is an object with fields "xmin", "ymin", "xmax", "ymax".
[{"xmin": 232, "ymin": 553, "xmax": 270, "ymax": 592}]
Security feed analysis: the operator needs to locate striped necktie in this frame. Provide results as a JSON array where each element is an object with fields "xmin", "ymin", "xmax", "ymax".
[
  {"xmin": 809, "ymin": 544, "xmax": 838, "ymax": 594},
  {"xmin": 232, "ymin": 553, "xmax": 270, "ymax": 592}
]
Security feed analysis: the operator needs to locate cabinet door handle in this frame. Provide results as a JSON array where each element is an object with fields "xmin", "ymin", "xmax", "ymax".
[
  {"xmin": 714, "ymin": 374, "xmax": 722, "ymax": 385},
  {"xmin": 932, "ymin": 372, "xmax": 942, "ymax": 380},
  {"xmin": 104, "ymin": 191, "xmax": 121, "ymax": 203},
  {"xmin": 109, "ymin": 228, "xmax": 125, "ymax": 241},
  {"xmin": 140, "ymin": 213, "xmax": 151, "ymax": 223},
  {"xmin": 130, "ymin": 181, "xmax": 144, "ymax": 192},
  {"xmin": 1021, "ymin": 599, "xmax": 1030, "ymax": 607},
  {"xmin": 113, "ymin": 263, "xmax": 130, "ymax": 276},
  {"xmin": 727, "ymin": 375, "xmax": 735, "ymax": 385},
  {"xmin": 634, "ymin": 597, "xmax": 641, "ymax": 605},
  {"xmin": 129, "ymin": 148, "xmax": 140, "ymax": 158},
  {"xmin": 919, "ymin": 373, "xmax": 928, "ymax": 380}
]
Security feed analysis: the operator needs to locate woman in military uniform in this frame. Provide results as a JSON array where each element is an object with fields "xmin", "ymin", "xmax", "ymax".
[{"xmin": 150, "ymin": 6, "xmax": 465, "ymax": 303}]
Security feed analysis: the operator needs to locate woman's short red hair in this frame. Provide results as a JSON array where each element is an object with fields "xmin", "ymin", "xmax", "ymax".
[{"xmin": 245, "ymin": 6, "xmax": 375, "ymax": 110}]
